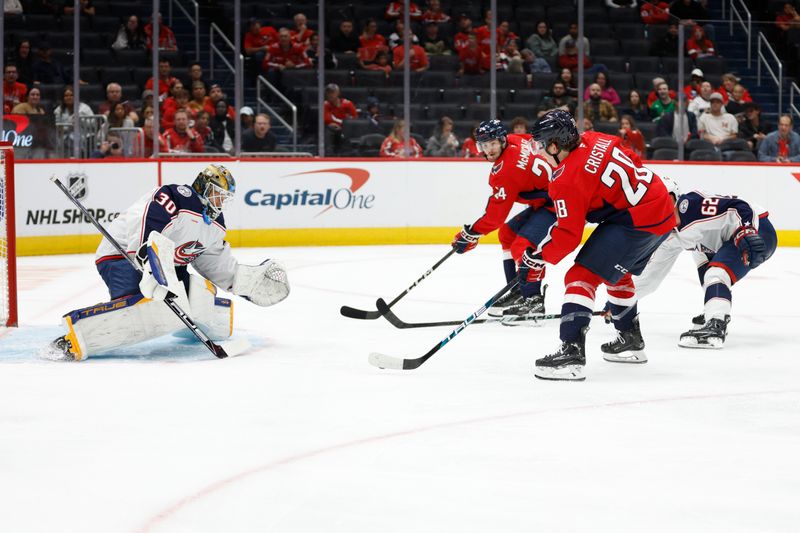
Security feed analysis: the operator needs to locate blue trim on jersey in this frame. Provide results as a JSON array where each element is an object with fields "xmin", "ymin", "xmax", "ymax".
[
  {"xmin": 67, "ymin": 294, "xmax": 146, "ymax": 325},
  {"xmin": 147, "ymin": 246, "xmax": 169, "ymax": 287},
  {"xmin": 677, "ymin": 191, "xmax": 756, "ymax": 229},
  {"xmin": 143, "ymin": 185, "xmax": 227, "ymax": 241}
]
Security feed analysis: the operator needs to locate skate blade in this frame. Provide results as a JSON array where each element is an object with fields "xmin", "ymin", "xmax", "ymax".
[
  {"xmin": 534, "ymin": 364, "xmax": 585, "ymax": 381},
  {"xmin": 487, "ymin": 309, "xmax": 506, "ymax": 318},
  {"xmin": 602, "ymin": 350, "xmax": 648, "ymax": 364},
  {"xmin": 678, "ymin": 336, "xmax": 724, "ymax": 349}
]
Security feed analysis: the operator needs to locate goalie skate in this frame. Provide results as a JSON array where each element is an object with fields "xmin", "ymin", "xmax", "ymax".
[{"xmin": 679, "ymin": 318, "xmax": 728, "ymax": 349}]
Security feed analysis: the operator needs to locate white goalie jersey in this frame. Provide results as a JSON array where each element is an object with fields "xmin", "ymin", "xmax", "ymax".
[
  {"xmin": 635, "ymin": 190, "xmax": 767, "ymax": 299},
  {"xmin": 95, "ymin": 184, "xmax": 239, "ymax": 290}
]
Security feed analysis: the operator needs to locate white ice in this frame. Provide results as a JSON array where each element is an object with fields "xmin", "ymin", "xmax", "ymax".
[{"xmin": 1, "ymin": 245, "xmax": 799, "ymax": 533}]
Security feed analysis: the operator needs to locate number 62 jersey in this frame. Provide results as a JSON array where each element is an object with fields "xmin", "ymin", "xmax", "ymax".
[
  {"xmin": 95, "ymin": 184, "xmax": 239, "ymax": 290},
  {"xmin": 539, "ymin": 131, "xmax": 676, "ymax": 265}
]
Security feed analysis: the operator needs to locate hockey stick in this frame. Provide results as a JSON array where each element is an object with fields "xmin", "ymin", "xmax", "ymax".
[
  {"xmin": 50, "ymin": 175, "xmax": 247, "ymax": 359},
  {"xmin": 368, "ymin": 279, "xmax": 518, "ymax": 370},
  {"xmin": 340, "ymin": 248, "xmax": 456, "ymax": 320},
  {"xmin": 377, "ymin": 299, "xmax": 606, "ymax": 329}
]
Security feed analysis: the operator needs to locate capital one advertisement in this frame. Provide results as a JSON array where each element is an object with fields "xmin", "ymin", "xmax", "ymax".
[{"xmin": 160, "ymin": 160, "xmax": 494, "ymax": 230}]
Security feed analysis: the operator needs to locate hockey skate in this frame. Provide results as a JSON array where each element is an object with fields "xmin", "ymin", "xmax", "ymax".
[
  {"xmin": 679, "ymin": 317, "xmax": 728, "ymax": 349},
  {"xmin": 534, "ymin": 327, "xmax": 587, "ymax": 381},
  {"xmin": 487, "ymin": 287, "xmax": 522, "ymax": 317},
  {"xmin": 501, "ymin": 286, "xmax": 546, "ymax": 326},
  {"xmin": 47, "ymin": 335, "xmax": 77, "ymax": 361},
  {"xmin": 690, "ymin": 314, "xmax": 730, "ymax": 329},
  {"xmin": 601, "ymin": 317, "xmax": 647, "ymax": 364}
]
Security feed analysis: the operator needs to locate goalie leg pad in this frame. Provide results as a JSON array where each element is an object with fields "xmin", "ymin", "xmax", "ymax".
[
  {"xmin": 187, "ymin": 274, "xmax": 234, "ymax": 341},
  {"xmin": 63, "ymin": 295, "xmax": 186, "ymax": 359},
  {"xmin": 232, "ymin": 260, "xmax": 290, "ymax": 307}
]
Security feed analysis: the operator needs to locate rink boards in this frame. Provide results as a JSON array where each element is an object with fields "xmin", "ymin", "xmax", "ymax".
[{"xmin": 13, "ymin": 158, "xmax": 800, "ymax": 255}]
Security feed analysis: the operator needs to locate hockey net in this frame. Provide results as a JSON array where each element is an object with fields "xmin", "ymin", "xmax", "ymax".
[{"xmin": 0, "ymin": 144, "xmax": 18, "ymax": 327}]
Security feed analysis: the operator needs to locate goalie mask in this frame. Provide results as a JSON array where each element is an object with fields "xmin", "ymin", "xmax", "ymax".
[{"xmin": 192, "ymin": 164, "xmax": 236, "ymax": 223}]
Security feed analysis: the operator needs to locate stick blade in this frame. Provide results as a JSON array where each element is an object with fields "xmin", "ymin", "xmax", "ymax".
[
  {"xmin": 216, "ymin": 338, "xmax": 252, "ymax": 358},
  {"xmin": 340, "ymin": 305, "xmax": 381, "ymax": 320},
  {"xmin": 368, "ymin": 352, "xmax": 406, "ymax": 370}
]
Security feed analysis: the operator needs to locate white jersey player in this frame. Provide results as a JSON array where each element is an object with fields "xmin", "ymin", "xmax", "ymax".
[
  {"xmin": 51, "ymin": 164, "xmax": 290, "ymax": 360},
  {"xmin": 603, "ymin": 177, "xmax": 777, "ymax": 357}
]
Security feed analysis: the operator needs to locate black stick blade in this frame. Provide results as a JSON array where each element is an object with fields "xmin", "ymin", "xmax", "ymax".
[{"xmin": 340, "ymin": 305, "xmax": 382, "ymax": 320}]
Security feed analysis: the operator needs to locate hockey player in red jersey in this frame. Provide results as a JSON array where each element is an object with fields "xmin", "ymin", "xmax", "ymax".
[
  {"xmin": 525, "ymin": 110, "xmax": 676, "ymax": 380},
  {"xmin": 451, "ymin": 119, "xmax": 556, "ymax": 323}
]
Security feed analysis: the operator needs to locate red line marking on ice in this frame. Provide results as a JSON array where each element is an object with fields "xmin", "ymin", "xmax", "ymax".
[{"xmin": 136, "ymin": 387, "xmax": 800, "ymax": 533}]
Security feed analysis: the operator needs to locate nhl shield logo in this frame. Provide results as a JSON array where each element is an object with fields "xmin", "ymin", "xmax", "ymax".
[{"xmin": 67, "ymin": 172, "xmax": 89, "ymax": 200}]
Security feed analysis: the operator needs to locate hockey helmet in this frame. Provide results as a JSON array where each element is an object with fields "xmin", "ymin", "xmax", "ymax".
[
  {"xmin": 192, "ymin": 163, "xmax": 236, "ymax": 222},
  {"xmin": 475, "ymin": 119, "xmax": 508, "ymax": 152},
  {"xmin": 661, "ymin": 175, "xmax": 681, "ymax": 202},
  {"xmin": 530, "ymin": 109, "xmax": 580, "ymax": 153}
]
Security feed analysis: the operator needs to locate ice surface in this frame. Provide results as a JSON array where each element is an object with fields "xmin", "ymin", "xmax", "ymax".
[{"xmin": 1, "ymin": 245, "xmax": 799, "ymax": 533}]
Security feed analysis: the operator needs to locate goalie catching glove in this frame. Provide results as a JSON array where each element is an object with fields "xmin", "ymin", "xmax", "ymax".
[
  {"xmin": 452, "ymin": 225, "xmax": 482, "ymax": 254},
  {"xmin": 232, "ymin": 259, "xmax": 290, "ymax": 307},
  {"xmin": 733, "ymin": 225, "xmax": 767, "ymax": 268}
]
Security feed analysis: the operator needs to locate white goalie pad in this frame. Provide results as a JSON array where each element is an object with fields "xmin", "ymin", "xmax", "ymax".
[
  {"xmin": 231, "ymin": 260, "xmax": 290, "ymax": 307},
  {"xmin": 63, "ymin": 274, "xmax": 233, "ymax": 360}
]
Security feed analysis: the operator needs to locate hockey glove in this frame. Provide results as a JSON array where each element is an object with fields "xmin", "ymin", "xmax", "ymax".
[
  {"xmin": 136, "ymin": 243, "xmax": 175, "ymax": 302},
  {"xmin": 733, "ymin": 225, "xmax": 767, "ymax": 268},
  {"xmin": 452, "ymin": 225, "xmax": 481, "ymax": 254},
  {"xmin": 518, "ymin": 248, "xmax": 546, "ymax": 284}
]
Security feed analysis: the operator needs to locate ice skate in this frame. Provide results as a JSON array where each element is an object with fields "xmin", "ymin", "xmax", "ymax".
[
  {"xmin": 679, "ymin": 317, "xmax": 728, "ymax": 349},
  {"xmin": 601, "ymin": 317, "xmax": 647, "ymax": 363},
  {"xmin": 501, "ymin": 290, "xmax": 545, "ymax": 326},
  {"xmin": 47, "ymin": 335, "xmax": 76, "ymax": 361},
  {"xmin": 534, "ymin": 328, "xmax": 587, "ymax": 381},
  {"xmin": 487, "ymin": 287, "xmax": 522, "ymax": 317},
  {"xmin": 690, "ymin": 314, "xmax": 730, "ymax": 330}
]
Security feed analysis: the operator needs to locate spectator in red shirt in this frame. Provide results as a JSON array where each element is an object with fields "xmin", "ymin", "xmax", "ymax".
[
  {"xmin": 163, "ymin": 109, "xmax": 204, "ymax": 153},
  {"xmin": 422, "ymin": 0, "xmax": 450, "ymax": 24},
  {"xmin": 640, "ymin": 1, "xmax": 671, "ymax": 24},
  {"xmin": 392, "ymin": 42, "xmax": 430, "ymax": 71},
  {"xmin": 380, "ymin": 119, "xmax": 423, "ymax": 158},
  {"xmin": 244, "ymin": 19, "xmax": 278, "ymax": 66},
  {"xmin": 458, "ymin": 34, "xmax": 490, "ymax": 75},
  {"xmin": 364, "ymin": 50, "xmax": 393, "ymax": 77},
  {"xmin": 385, "ymin": 1, "xmax": 422, "ymax": 21},
  {"xmin": 717, "ymin": 72, "xmax": 753, "ymax": 105},
  {"xmin": 142, "ymin": 116, "xmax": 167, "ymax": 157},
  {"xmin": 617, "ymin": 115, "xmax": 646, "ymax": 156},
  {"xmin": 323, "ymin": 83, "xmax": 358, "ymax": 155},
  {"xmin": 263, "ymin": 28, "xmax": 312, "ymax": 72},
  {"xmin": 144, "ymin": 12, "xmax": 178, "ymax": 51},
  {"xmin": 686, "ymin": 24, "xmax": 715, "ymax": 59},
  {"xmin": 453, "ymin": 15, "xmax": 474, "ymax": 53},
  {"xmin": 290, "ymin": 13, "xmax": 315, "ymax": 46},
  {"xmin": 776, "ymin": 2, "xmax": 800, "ymax": 33},
  {"xmin": 496, "ymin": 21, "xmax": 519, "ymax": 50},
  {"xmin": 161, "ymin": 88, "xmax": 193, "ymax": 130},
  {"xmin": 145, "ymin": 58, "xmax": 179, "ymax": 100},
  {"xmin": 203, "ymin": 84, "xmax": 236, "ymax": 120},
  {"xmin": 474, "ymin": 11, "xmax": 493, "ymax": 52},
  {"xmin": 193, "ymin": 111, "xmax": 214, "ymax": 150},
  {"xmin": 3, "ymin": 63, "xmax": 28, "ymax": 114},
  {"xmin": 360, "ymin": 18, "xmax": 387, "ymax": 50}
]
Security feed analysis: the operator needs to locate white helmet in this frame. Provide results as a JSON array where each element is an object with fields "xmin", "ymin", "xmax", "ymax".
[{"xmin": 661, "ymin": 175, "xmax": 681, "ymax": 202}]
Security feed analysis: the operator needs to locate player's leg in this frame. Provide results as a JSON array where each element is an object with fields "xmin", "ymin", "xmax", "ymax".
[
  {"xmin": 487, "ymin": 208, "xmax": 535, "ymax": 317},
  {"xmin": 502, "ymin": 208, "xmax": 558, "ymax": 323},
  {"xmin": 680, "ymin": 216, "xmax": 777, "ymax": 349}
]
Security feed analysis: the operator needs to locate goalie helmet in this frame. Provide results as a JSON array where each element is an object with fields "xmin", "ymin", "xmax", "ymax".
[{"xmin": 192, "ymin": 164, "xmax": 235, "ymax": 222}]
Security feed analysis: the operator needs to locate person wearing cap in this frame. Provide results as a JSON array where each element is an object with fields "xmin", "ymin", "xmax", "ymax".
[
  {"xmin": 239, "ymin": 106, "xmax": 255, "ymax": 131},
  {"xmin": 647, "ymin": 77, "xmax": 676, "ymax": 108},
  {"xmin": 738, "ymin": 103, "xmax": 771, "ymax": 151},
  {"xmin": 688, "ymin": 81, "xmax": 716, "ymax": 116},
  {"xmin": 242, "ymin": 113, "xmax": 277, "ymax": 153},
  {"xmin": 650, "ymin": 81, "xmax": 675, "ymax": 120},
  {"xmin": 758, "ymin": 114, "xmax": 800, "ymax": 163},
  {"xmin": 323, "ymin": 83, "xmax": 357, "ymax": 155},
  {"xmin": 683, "ymin": 68, "xmax": 705, "ymax": 100},
  {"xmin": 698, "ymin": 92, "xmax": 737, "ymax": 146},
  {"xmin": 203, "ymin": 84, "xmax": 235, "ymax": 120}
]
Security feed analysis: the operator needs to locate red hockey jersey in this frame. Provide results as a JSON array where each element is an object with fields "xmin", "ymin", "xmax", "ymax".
[
  {"xmin": 470, "ymin": 134, "xmax": 553, "ymax": 235},
  {"xmin": 541, "ymin": 131, "xmax": 676, "ymax": 265}
]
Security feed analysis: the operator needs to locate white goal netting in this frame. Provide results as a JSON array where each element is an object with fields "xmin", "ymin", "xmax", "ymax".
[{"xmin": 0, "ymin": 146, "xmax": 17, "ymax": 327}]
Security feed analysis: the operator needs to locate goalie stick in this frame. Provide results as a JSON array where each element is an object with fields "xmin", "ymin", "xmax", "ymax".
[
  {"xmin": 50, "ymin": 175, "xmax": 248, "ymax": 359},
  {"xmin": 340, "ymin": 248, "xmax": 456, "ymax": 320},
  {"xmin": 376, "ymin": 298, "xmax": 606, "ymax": 329},
  {"xmin": 368, "ymin": 279, "xmax": 518, "ymax": 370}
]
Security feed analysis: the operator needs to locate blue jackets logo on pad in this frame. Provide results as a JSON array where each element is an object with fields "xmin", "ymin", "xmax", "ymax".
[{"xmin": 244, "ymin": 168, "xmax": 374, "ymax": 216}]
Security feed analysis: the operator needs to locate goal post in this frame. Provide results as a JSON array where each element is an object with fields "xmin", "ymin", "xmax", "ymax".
[{"xmin": 1, "ymin": 143, "xmax": 18, "ymax": 327}]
